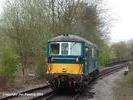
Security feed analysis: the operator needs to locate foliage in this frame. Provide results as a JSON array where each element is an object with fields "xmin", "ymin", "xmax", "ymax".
[
  {"xmin": 111, "ymin": 41, "xmax": 132, "ymax": 59},
  {"xmin": 128, "ymin": 39, "xmax": 133, "ymax": 59},
  {"xmin": 52, "ymin": 0, "xmax": 109, "ymax": 46},
  {"xmin": 2, "ymin": 0, "xmax": 52, "ymax": 77},
  {"xmin": 111, "ymin": 41, "xmax": 130, "ymax": 58},
  {"xmin": 0, "ymin": 45, "xmax": 20, "ymax": 80},
  {"xmin": 35, "ymin": 56, "xmax": 46, "ymax": 79},
  {"xmin": 99, "ymin": 45, "xmax": 115, "ymax": 66},
  {"xmin": 126, "ymin": 72, "xmax": 133, "ymax": 86}
]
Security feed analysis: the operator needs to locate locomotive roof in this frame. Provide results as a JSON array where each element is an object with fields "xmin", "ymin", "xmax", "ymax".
[{"xmin": 49, "ymin": 35, "xmax": 97, "ymax": 47}]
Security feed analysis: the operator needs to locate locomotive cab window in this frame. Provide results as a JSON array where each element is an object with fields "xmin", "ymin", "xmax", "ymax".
[
  {"xmin": 49, "ymin": 42, "xmax": 82, "ymax": 56},
  {"xmin": 61, "ymin": 43, "xmax": 69, "ymax": 55},
  {"xmin": 50, "ymin": 43, "xmax": 60, "ymax": 55},
  {"xmin": 70, "ymin": 42, "xmax": 81, "ymax": 56}
]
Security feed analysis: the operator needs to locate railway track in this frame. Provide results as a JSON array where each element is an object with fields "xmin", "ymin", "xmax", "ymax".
[
  {"xmin": 0, "ymin": 84, "xmax": 54, "ymax": 100},
  {"xmin": 72, "ymin": 93, "xmax": 80, "ymax": 100},
  {"xmin": 69, "ymin": 63, "xmax": 128, "ymax": 100},
  {"xmin": 99, "ymin": 63, "xmax": 126, "ymax": 78},
  {"xmin": 0, "ymin": 61, "xmax": 130, "ymax": 100}
]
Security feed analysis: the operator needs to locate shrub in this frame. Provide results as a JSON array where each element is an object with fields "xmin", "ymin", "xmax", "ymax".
[
  {"xmin": 126, "ymin": 72, "xmax": 133, "ymax": 86},
  {"xmin": 35, "ymin": 56, "xmax": 46, "ymax": 79},
  {"xmin": 99, "ymin": 47, "xmax": 110, "ymax": 66},
  {"xmin": 0, "ymin": 46, "xmax": 20, "ymax": 81},
  {"xmin": 99, "ymin": 45, "xmax": 116, "ymax": 66}
]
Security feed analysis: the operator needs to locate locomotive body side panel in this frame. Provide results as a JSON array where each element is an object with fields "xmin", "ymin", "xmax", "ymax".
[{"xmin": 83, "ymin": 43, "xmax": 98, "ymax": 75}]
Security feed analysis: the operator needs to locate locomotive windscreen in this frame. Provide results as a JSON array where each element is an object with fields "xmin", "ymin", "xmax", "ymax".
[
  {"xmin": 49, "ymin": 42, "xmax": 82, "ymax": 56},
  {"xmin": 50, "ymin": 43, "xmax": 60, "ymax": 55}
]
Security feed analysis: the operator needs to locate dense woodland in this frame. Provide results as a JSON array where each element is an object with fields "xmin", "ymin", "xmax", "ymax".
[{"xmin": 0, "ymin": 0, "xmax": 132, "ymax": 84}]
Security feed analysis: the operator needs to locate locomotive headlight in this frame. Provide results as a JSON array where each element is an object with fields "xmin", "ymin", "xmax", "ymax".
[{"xmin": 76, "ymin": 57, "xmax": 79, "ymax": 62}]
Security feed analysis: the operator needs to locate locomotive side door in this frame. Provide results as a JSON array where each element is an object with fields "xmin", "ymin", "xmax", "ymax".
[
  {"xmin": 84, "ymin": 46, "xmax": 90, "ymax": 75},
  {"xmin": 92, "ymin": 47, "xmax": 98, "ymax": 70},
  {"xmin": 84, "ymin": 46, "xmax": 94, "ymax": 74},
  {"xmin": 88, "ymin": 47, "xmax": 94, "ymax": 73}
]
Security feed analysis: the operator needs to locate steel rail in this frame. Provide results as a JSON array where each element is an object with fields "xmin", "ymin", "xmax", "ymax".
[
  {"xmin": 0, "ymin": 84, "xmax": 50, "ymax": 100},
  {"xmin": 30, "ymin": 90, "xmax": 55, "ymax": 100},
  {"xmin": 72, "ymin": 93, "xmax": 80, "ymax": 100}
]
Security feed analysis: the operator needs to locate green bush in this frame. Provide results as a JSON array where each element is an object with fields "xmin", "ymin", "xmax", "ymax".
[
  {"xmin": 99, "ymin": 47, "xmax": 110, "ymax": 66},
  {"xmin": 0, "ymin": 46, "xmax": 20, "ymax": 81},
  {"xmin": 126, "ymin": 72, "xmax": 133, "ymax": 86},
  {"xmin": 35, "ymin": 56, "xmax": 46, "ymax": 79},
  {"xmin": 99, "ymin": 45, "xmax": 116, "ymax": 66}
]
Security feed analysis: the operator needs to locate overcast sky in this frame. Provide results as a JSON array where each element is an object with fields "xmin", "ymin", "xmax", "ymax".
[
  {"xmin": 0, "ymin": 0, "xmax": 3, "ymax": 14},
  {"xmin": 0, "ymin": 0, "xmax": 133, "ymax": 43},
  {"xmin": 104, "ymin": 0, "xmax": 133, "ymax": 42}
]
